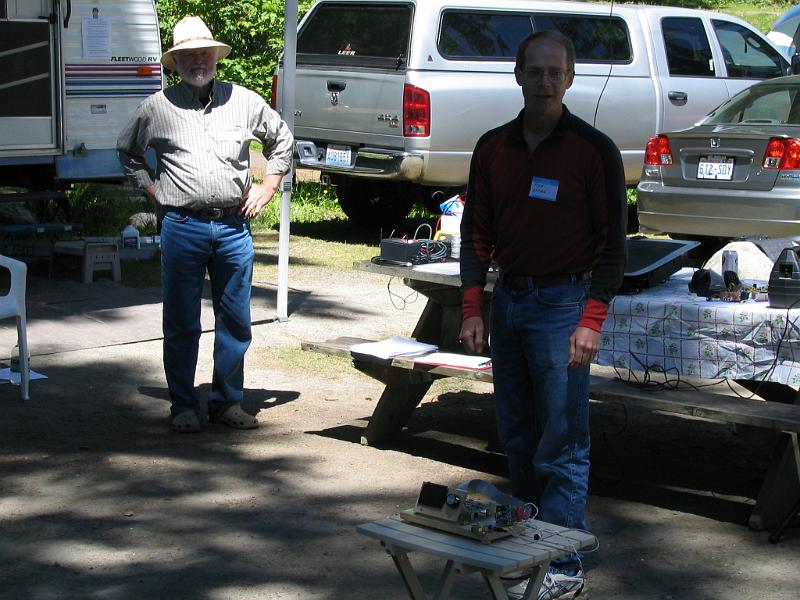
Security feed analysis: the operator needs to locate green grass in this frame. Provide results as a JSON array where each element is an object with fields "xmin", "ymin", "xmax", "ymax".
[
  {"xmin": 626, "ymin": 1, "xmax": 794, "ymax": 34},
  {"xmin": 251, "ymin": 180, "xmax": 345, "ymax": 229},
  {"xmin": 717, "ymin": 1, "xmax": 791, "ymax": 33}
]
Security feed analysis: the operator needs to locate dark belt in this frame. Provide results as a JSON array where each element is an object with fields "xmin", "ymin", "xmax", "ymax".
[
  {"xmin": 174, "ymin": 205, "xmax": 240, "ymax": 220},
  {"xmin": 500, "ymin": 271, "xmax": 591, "ymax": 290}
]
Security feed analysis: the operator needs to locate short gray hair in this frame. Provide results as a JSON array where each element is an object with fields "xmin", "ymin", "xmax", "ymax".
[{"xmin": 515, "ymin": 31, "xmax": 576, "ymax": 72}]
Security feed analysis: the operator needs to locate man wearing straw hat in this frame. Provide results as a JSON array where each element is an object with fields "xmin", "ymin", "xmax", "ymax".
[{"xmin": 117, "ymin": 16, "xmax": 293, "ymax": 433}]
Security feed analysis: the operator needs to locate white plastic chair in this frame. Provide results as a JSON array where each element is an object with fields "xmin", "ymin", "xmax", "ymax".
[{"xmin": 0, "ymin": 255, "xmax": 29, "ymax": 400}]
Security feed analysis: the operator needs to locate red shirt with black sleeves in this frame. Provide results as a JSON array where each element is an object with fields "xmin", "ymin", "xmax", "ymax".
[{"xmin": 460, "ymin": 108, "xmax": 627, "ymax": 332}]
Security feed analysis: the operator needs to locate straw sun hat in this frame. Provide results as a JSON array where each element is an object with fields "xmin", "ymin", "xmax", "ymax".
[{"xmin": 161, "ymin": 16, "xmax": 231, "ymax": 71}]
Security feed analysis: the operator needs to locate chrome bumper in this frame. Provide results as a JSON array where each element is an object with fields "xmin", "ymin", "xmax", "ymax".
[{"xmin": 294, "ymin": 141, "xmax": 423, "ymax": 180}]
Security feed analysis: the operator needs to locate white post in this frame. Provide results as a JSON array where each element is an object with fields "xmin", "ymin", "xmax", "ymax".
[{"xmin": 276, "ymin": 0, "xmax": 297, "ymax": 322}]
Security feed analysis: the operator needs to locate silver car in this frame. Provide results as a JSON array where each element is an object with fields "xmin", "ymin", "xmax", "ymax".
[{"xmin": 638, "ymin": 75, "xmax": 800, "ymax": 244}]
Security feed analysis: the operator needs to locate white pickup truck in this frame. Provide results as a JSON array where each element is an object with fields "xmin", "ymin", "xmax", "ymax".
[{"xmin": 276, "ymin": 0, "xmax": 793, "ymax": 227}]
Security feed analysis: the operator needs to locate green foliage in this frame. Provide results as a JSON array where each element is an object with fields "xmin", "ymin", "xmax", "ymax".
[
  {"xmin": 65, "ymin": 181, "xmax": 346, "ymax": 235},
  {"xmin": 156, "ymin": 0, "xmax": 316, "ymax": 99},
  {"xmin": 66, "ymin": 184, "xmax": 159, "ymax": 236}
]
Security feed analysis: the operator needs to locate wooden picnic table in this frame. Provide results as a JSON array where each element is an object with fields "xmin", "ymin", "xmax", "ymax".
[{"xmin": 303, "ymin": 260, "xmax": 800, "ymax": 535}]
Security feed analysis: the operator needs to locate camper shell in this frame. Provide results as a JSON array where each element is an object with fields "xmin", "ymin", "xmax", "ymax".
[{"xmin": 0, "ymin": 0, "xmax": 162, "ymax": 188}]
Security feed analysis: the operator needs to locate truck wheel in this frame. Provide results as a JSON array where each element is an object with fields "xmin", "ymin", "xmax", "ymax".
[
  {"xmin": 335, "ymin": 179, "xmax": 416, "ymax": 229},
  {"xmin": 423, "ymin": 187, "xmax": 466, "ymax": 214}
]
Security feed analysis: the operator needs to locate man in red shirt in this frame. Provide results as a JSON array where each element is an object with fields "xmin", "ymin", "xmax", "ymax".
[{"xmin": 459, "ymin": 31, "xmax": 626, "ymax": 599}]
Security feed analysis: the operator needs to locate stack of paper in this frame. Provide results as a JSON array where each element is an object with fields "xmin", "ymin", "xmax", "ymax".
[
  {"xmin": 349, "ymin": 337, "xmax": 438, "ymax": 360},
  {"xmin": 413, "ymin": 352, "xmax": 492, "ymax": 370}
]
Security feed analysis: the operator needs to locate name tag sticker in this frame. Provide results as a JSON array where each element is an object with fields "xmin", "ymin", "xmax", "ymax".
[
  {"xmin": 529, "ymin": 177, "xmax": 559, "ymax": 202},
  {"xmin": 216, "ymin": 126, "xmax": 242, "ymax": 142}
]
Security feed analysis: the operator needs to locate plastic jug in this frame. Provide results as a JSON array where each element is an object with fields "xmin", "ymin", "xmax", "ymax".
[{"xmin": 121, "ymin": 221, "xmax": 140, "ymax": 249}]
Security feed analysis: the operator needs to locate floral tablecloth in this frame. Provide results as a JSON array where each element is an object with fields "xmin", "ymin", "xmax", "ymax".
[{"xmin": 597, "ymin": 268, "xmax": 800, "ymax": 385}]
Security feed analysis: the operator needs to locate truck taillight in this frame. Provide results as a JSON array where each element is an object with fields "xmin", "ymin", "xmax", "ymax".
[
  {"xmin": 644, "ymin": 135, "xmax": 673, "ymax": 166},
  {"xmin": 271, "ymin": 75, "xmax": 279, "ymax": 110},
  {"xmin": 403, "ymin": 84, "xmax": 430, "ymax": 137},
  {"xmin": 763, "ymin": 137, "xmax": 800, "ymax": 170}
]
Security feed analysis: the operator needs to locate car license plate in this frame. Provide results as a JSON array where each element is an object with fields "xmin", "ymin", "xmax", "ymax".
[
  {"xmin": 325, "ymin": 144, "xmax": 351, "ymax": 167},
  {"xmin": 697, "ymin": 156, "xmax": 734, "ymax": 180}
]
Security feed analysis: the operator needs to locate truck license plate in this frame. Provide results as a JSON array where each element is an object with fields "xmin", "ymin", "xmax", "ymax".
[
  {"xmin": 697, "ymin": 156, "xmax": 734, "ymax": 180},
  {"xmin": 325, "ymin": 144, "xmax": 351, "ymax": 167}
]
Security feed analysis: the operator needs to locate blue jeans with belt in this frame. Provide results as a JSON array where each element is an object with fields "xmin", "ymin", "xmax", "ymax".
[
  {"xmin": 160, "ymin": 210, "xmax": 254, "ymax": 416},
  {"xmin": 490, "ymin": 278, "xmax": 591, "ymax": 534}
]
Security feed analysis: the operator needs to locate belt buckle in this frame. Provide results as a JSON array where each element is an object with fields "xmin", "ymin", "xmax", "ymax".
[{"xmin": 203, "ymin": 207, "xmax": 223, "ymax": 219}]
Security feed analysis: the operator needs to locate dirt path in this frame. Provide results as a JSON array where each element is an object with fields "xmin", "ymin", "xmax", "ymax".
[{"xmin": 0, "ymin": 251, "xmax": 798, "ymax": 599}]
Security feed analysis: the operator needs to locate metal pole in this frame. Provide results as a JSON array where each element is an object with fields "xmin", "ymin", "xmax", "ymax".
[{"xmin": 276, "ymin": 0, "xmax": 297, "ymax": 322}]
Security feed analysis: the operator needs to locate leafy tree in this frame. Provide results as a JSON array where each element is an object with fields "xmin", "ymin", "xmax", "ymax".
[{"xmin": 155, "ymin": 1, "xmax": 315, "ymax": 99}]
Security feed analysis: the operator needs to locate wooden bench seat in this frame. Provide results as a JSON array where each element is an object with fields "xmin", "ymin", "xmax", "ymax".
[{"xmin": 301, "ymin": 336, "xmax": 800, "ymax": 435}]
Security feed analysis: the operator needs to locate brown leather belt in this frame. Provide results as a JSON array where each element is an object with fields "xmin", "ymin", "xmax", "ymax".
[
  {"xmin": 176, "ymin": 205, "xmax": 240, "ymax": 220},
  {"xmin": 500, "ymin": 271, "xmax": 591, "ymax": 290}
]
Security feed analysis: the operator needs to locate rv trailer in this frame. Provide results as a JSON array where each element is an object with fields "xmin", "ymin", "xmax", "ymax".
[{"xmin": 0, "ymin": 0, "xmax": 163, "ymax": 189}]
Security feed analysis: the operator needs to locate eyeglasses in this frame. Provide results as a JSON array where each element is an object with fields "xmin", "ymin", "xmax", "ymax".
[{"xmin": 522, "ymin": 68, "xmax": 570, "ymax": 83}]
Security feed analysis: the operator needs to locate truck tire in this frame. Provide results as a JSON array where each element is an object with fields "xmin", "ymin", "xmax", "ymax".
[{"xmin": 335, "ymin": 178, "xmax": 416, "ymax": 229}]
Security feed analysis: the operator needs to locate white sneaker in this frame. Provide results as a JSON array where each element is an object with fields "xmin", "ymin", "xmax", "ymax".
[
  {"xmin": 538, "ymin": 568, "xmax": 585, "ymax": 600},
  {"xmin": 507, "ymin": 568, "xmax": 585, "ymax": 600}
]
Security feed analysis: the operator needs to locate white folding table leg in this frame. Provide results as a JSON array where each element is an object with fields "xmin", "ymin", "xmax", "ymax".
[
  {"xmin": 432, "ymin": 560, "xmax": 456, "ymax": 600},
  {"xmin": 390, "ymin": 550, "xmax": 429, "ymax": 600},
  {"xmin": 522, "ymin": 565, "xmax": 548, "ymax": 600},
  {"xmin": 481, "ymin": 571, "xmax": 509, "ymax": 600}
]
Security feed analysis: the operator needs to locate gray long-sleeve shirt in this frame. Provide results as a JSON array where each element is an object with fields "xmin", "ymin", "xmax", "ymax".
[{"xmin": 116, "ymin": 79, "xmax": 294, "ymax": 209}]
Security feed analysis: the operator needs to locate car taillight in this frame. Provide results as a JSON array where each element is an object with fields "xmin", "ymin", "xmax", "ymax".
[
  {"xmin": 403, "ymin": 84, "xmax": 430, "ymax": 137},
  {"xmin": 644, "ymin": 135, "xmax": 673, "ymax": 166},
  {"xmin": 762, "ymin": 137, "xmax": 800, "ymax": 170},
  {"xmin": 270, "ymin": 75, "xmax": 279, "ymax": 110}
]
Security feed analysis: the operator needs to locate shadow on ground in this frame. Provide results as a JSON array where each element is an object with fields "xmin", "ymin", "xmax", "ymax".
[{"xmin": 312, "ymin": 391, "xmax": 773, "ymax": 528}]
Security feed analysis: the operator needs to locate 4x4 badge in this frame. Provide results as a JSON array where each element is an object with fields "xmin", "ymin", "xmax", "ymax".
[
  {"xmin": 330, "ymin": 92, "xmax": 339, "ymax": 106},
  {"xmin": 710, "ymin": 138, "xmax": 721, "ymax": 148}
]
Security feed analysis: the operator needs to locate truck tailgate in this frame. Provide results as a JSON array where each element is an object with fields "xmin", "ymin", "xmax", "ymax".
[{"xmin": 294, "ymin": 68, "xmax": 406, "ymax": 144}]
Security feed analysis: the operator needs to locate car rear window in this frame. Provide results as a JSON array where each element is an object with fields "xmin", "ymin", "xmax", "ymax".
[
  {"xmin": 438, "ymin": 11, "xmax": 631, "ymax": 63},
  {"xmin": 703, "ymin": 83, "xmax": 800, "ymax": 125},
  {"xmin": 297, "ymin": 2, "xmax": 412, "ymax": 68}
]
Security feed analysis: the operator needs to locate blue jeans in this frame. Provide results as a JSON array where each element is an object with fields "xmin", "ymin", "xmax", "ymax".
[
  {"xmin": 490, "ymin": 279, "xmax": 591, "ymax": 533},
  {"xmin": 160, "ymin": 210, "xmax": 254, "ymax": 416}
]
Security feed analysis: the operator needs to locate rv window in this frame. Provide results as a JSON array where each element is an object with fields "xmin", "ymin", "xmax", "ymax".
[
  {"xmin": 297, "ymin": 3, "xmax": 412, "ymax": 68},
  {"xmin": 438, "ymin": 11, "xmax": 533, "ymax": 60},
  {"xmin": 0, "ymin": 3, "xmax": 6, "ymax": 19},
  {"xmin": 532, "ymin": 14, "xmax": 632, "ymax": 63},
  {"xmin": 0, "ymin": 21, "xmax": 52, "ymax": 117},
  {"xmin": 712, "ymin": 19, "xmax": 785, "ymax": 79},
  {"xmin": 662, "ymin": 17, "xmax": 714, "ymax": 77}
]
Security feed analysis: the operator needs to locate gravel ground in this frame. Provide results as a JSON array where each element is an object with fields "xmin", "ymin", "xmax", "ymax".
[{"xmin": 0, "ymin": 237, "xmax": 798, "ymax": 599}]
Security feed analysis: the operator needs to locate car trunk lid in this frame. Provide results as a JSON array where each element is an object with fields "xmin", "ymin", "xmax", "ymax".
[{"xmin": 660, "ymin": 127, "xmax": 782, "ymax": 192}]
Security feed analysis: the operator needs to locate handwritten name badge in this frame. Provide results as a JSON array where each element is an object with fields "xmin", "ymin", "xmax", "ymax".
[
  {"xmin": 529, "ymin": 176, "xmax": 559, "ymax": 202},
  {"xmin": 216, "ymin": 126, "xmax": 243, "ymax": 142}
]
